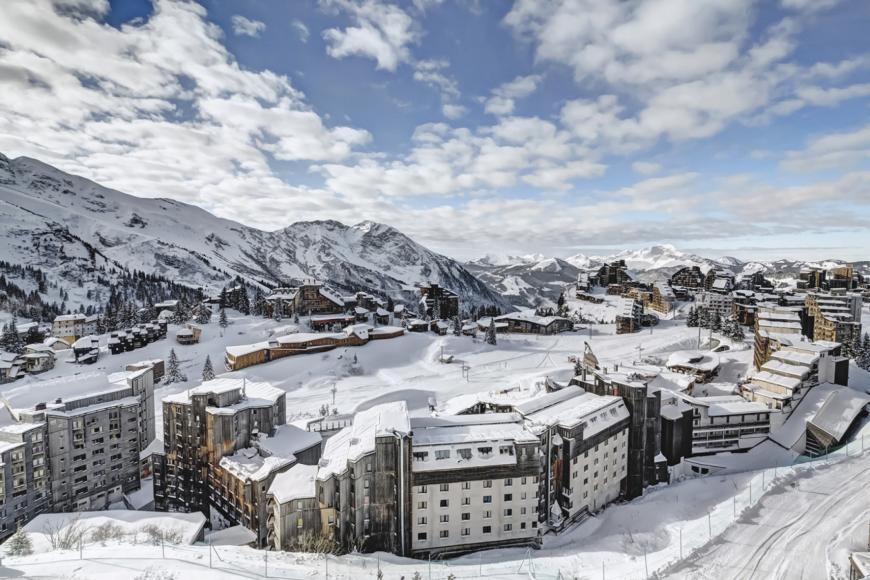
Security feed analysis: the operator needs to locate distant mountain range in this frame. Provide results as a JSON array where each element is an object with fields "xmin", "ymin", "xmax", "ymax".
[
  {"xmin": 467, "ymin": 245, "xmax": 869, "ymax": 308},
  {"xmin": 0, "ymin": 153, "xmax": 508, "ymax": 312}
]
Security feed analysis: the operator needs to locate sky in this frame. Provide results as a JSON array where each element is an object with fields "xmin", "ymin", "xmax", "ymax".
[{"xmin": 0, "ymin": 0, "xmax": 869, "ymax": 262}]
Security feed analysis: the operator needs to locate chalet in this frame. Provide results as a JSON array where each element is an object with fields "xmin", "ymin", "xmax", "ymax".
[
  {"xmin": 43, "ymin": 337, "xmax": 71, "ymax": 351},
  {"xmin": 430, "ymin": 320, "xmax": 448, "ymax": 335},
  {"xmin": 176, "ymin": 323, "xmax": 202, "ymax": 345},
  {"xmin": 476, "ymin": 317, "xmax": 509, "ymax": 334},
  {"xmin": 407, "ymin": 319, "xmax": 431, "ymax": 333},
  {"xmin": 375, "ymin": 307, "xmax": 390, "ymax": 325},
  {"xmin": 665, "ymin": 350, "xmax": 720, "ymax": 383},
  {"xmin": 71, "ymin": 335, "xmax": 100, "ymax": 364},
  {"xmin": 353, "ymin": 306, "xmax": 370, "ymax": 322},
  {"xmin": 0, "ymin": 352, "xmax": 23, "ymax": 383},
  {"xmin": 494, "ymin": 312, "xmax": 572, "ymax": 335},
  {"xmin": 669, "ymin": 266, "xmax": 706, "ymax": 291},
  {"xmin": 370, "ymin": 326, "xmax": 405, "ymax": 340},
  {"xmin": 21, "ymin": 351, "xmax": 54, "ymax": 373},
  {"xmin": 418, "ymin": 283, "xmax": 460, "ymax": 319},
  {"xmin": 309, "ymin": 313, "xmax": 355, "ymax": 331},
  {"xmin": 615, "ymin": 298, "xmax": 643, "ymax": 334}
]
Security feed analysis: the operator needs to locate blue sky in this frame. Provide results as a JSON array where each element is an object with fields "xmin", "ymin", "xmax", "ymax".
[{"xmin": 1, "ymin": 0, "xmax": 869, "ymax": 261}]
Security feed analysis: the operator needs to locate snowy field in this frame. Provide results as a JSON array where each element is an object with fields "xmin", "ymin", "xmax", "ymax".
[
  {"xmin": 3, "ymin": 440, "xmax": 869, "ymax": 580},
  {"xmin": 2, "ymin": 297, "xmax": 869, "ymax": 579}
]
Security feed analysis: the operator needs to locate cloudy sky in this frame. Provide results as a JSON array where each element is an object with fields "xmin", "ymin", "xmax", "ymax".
[{"xmin": 1, "ymin": 0, "xmax": 869, "ymax": 261}]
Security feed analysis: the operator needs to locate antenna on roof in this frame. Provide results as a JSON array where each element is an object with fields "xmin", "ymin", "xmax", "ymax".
[{"xmin": 242, "ymin": 376, "xmax": 247, "ymax": 398}]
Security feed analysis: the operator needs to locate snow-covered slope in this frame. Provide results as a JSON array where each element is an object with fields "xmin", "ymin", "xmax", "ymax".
[
  {"xmin": 465, "ymin": 257, "xmax": 581, "ymax": 308},
  {"xmin": 0, "ymin": 153, "xmax": 507, "ymax": 311}
]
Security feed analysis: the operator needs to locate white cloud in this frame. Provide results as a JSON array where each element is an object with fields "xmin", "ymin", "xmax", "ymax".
[
  {"xmin": 442, "ymin": 103, "xmax": 467, "ymax": 119},
  {"xmin": 0, "ymin": 0, "xmax": 370, "ymax": 228},
  {"xmin": 781, "ymin": 123, "xmax": 870, "ymax": 172},
  {"xmin": 632, "ymin": 161, "xmax": 662, "ymax": 175},
  {"xmin": 291, "ymin": 19, "xmax": 310, "ymax": 43},
  {"xmin": 484, "ymin": 74, "xmax": 542, "ymax": 116},
  {"xmin": 321, "ymin": 0, "xmax": 419, "ymax": 71},
  {"xmin": 231, "ymin": 15, "xmax": 266, "ymax": 37}
]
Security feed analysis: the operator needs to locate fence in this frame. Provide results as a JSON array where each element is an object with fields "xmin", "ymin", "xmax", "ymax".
[{"xmin": 6, "ymin": 434, "xmax": 870, "ymax": 580}]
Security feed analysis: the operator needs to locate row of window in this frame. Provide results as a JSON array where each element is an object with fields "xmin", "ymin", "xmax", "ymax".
[
  {"xmin": 416, "ymin": 522, "xmax": 535, "ymax": 541},
  {"xmin": 413, "ymin": 445, "xmax": 517, "ymax": 462},
  {"xmin": 417, "ymin": 506, "xmax": 530, "ymax": 525},
  {"xmin": 415, "ymin": 476, "xmax": 537, "ymax": 494},
  {"xmin": 417, "ymin": 492, "xmax": 532, "ymax": 511}
]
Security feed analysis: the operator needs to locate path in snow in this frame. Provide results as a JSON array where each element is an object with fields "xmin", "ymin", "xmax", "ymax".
[{"xmin": 662, "ymin": 452, "xmax": 870, "ymax": 580}]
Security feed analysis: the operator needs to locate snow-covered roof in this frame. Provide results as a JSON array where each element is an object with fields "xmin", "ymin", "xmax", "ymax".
[
  {"xmin": 1, "ymin": 371, "xmax": 133, "ymax": 412},
  {"xmin": 225, "ymin": 340, "xmax": 273, "ymax": 357},
  {"xmin": 354, "ymin": 306, "xmax": 369, "ymax": 315},
  {"xmin": 205, "ymin": 525, "xmax": 257, "ymax": 546},
  {"xmin": 317, "ymin": 401, "xmax": 409, "ymax": 480},
  {"xmin": 268, "ymin": 463, "xmax": 319, "ymax": 504},
  {"xmin": 71, "ymin": 335, "xmax": 99, "ymax": 349},
  {"xmin": 319, "ymin": 286, "xmax": 345, "ymax": 307},
  {"xmin": 54, "ymin": 313, "xmax": 86, "ymax": 322},
  {"xmin": 760, "ymin": 360, "xmax": 809, "ymax": 380},
  {"xmin": 495, "ymin": 311, "xmax": 570, "ymax": 327},
  {"xmin": 808, "ymin": 388, "xmax": 870, "ymax": 442},
  {"xmin": 666, "ymin": 350, "xmax": 720, "ymax": 372},
  {"xmin": 219, "ymin": 447, "xmax": 295, "ymax": 483},
  {"xmin": 750, "ymin": 371, "xmax": 802, "ymax": 391},
  {"xmin": 517, "ymin": 387, "xmax": 629, "ymax": 437},
  {"xmin": 376, "ymin": 307, "xmax": 389, "ymax": 316},
  {"xmin": 162, "ymin": 378, "xmax": 283, "ymax": 412},
  {"xmin": 706, "ymin": 398, "xmax": 771, "ymax": 417},
  {"xmin": 256, "ymin": 424, "xmax": 321, "ymax": 457},
  {"xmin": 43, "ymin": 337, "xmax": 70, "ymax": 348},
  {"xmin": 771, "ymin": 348, "xmax": 819, "ymax": 366}
]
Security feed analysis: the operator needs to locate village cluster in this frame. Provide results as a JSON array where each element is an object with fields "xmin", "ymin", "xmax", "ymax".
[{"xmin": 0, "ymin": 261, "xmax": 869, "ymax": 578}]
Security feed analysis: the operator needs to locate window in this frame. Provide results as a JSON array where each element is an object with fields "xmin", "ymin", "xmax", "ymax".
[
  {"xmin": 503, "ymin": 523, "xmax": 513, "ymax": 532},
  {"xmin": 418, "ymin": 501, "xmax": 428, "ymax": 509},
  {"xmin": 461, "ymin": 513, "xmax": 470, "ymax": 521},
  {"xmin": 297, "ymin": 518, "xmax": 304, "ymax": 529},
  {"xmin": 418, "ymin": 532, "xmax": 428, "ymax": 541},
  {"xmin": 439, "ymin": 530, "xmax": 449, "ymax": 539},
  {"xmin": 521, "ymin": 522, "xmax": 527, "ymax": 530},
  {"xmin": 458, "ymin": 448, "xmax": 472, "ymax": 460},
  {"xmin": 504, "ymin": 508, "xmax": 512, "ymax": 517},
  {"xmin": 439, "ymin": 515, "xmax": 449, "ymax": 523},
  {"xmin": 418, "ymin": 517, "xmax": 427, "ymax": 525},
  {"xmin": 461, "ymin": 528, "xmax": 470, "ymax": 537},
  {"xmin": 418, "ymin": 485, "xmax": 427, "ymax": 493},
  {"xmin": 483, "ymin": 510, "xmax": 492, "ymax": 519},
  {"xmin": 504, "ymin": 478, "xmax": 513, "ymax": 487},
  {"xmin": 461, "ymin": 482, "xmax": 470, "ymax": 490},
  {"xmin": 435, "ymin": 450, "xmax": 450, "ymax": 460},
  {"xmin": 520, "ymin": 507, "xmax": 527, "ymax": 515},
  {"xmin": 477, "ymin": 446, "xmax": 492, "ymax": 456},
  {"xmin": 439, "ymin": 483, "xmax": 449, "ymax": 492},
  {"xmin": 499, "ymin": 446, "xmax": 514, "ymax": 456},
  {"xmin": 482, "ymin": 526, "xmax": 491, "ymax": 534},
  {"xmin": 413, "ymin": 452, "xmax": 428, "ymax": 461},
  {"xmin": 483, "ymin": 495, "xmax": 492, "ymax": 504},
  {"xmin": 440, "ymin": 499, "xmax": 449, "ymax": 508},
  {"xmin": 504, "ymin": 494, "xmax": 512, "ymax": 502},
  {"xmin": 483, "ymin": 480, "xmax": 492, "ymax": 488},
  {"xmin": 462, "ymin": 497, "xmax": 470, "ymax": 506},
  {"xmin": 521, "ymin": 477, "xmax": 527, "ymax": 485}
]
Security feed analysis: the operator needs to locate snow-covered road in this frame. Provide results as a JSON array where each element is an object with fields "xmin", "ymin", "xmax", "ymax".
[{"xmin": 663, "ymin": 451, "xmax": 870, "ymax": 580}]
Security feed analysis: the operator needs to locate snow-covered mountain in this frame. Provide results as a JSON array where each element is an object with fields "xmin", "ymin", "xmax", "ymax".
[
  {"xmin": 0, "ymin": 153, "xmax": 508, "ymax": 311},
  {"xmin": 465, "ymin": 257, "xmax": 582, "ymax": 308}
]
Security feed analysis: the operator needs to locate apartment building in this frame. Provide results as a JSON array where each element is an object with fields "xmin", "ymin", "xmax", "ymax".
[
  {"xmin": 51, "ymin": 313, "xmax": 98, "ymax": 343},
  {"xmin": 517, "ymin": 388, "xmax": 630, "ymax": 528},
  {"xmin": 155, "ymin": 378, "xmax": 286, "ymax": 515},
  {"xmin": 680, "ymin": 395, "xmax": 771, "ymax": 454},
  {"xmin": 753, "ymin": 307, "xmax": 804, "ymax": 370},
  {"xmin": 407, "ymin": 414, "xmax": 541, "ymax": 558},
  {"xmin": 804, "ymin": 292, "xmax": 863, "ymax": 344},
  {"xmin": 0, "ymin": 423, "xmax": 50, "ymax": 541},
  {"xmin": 314, "ymin": 401, "xmax": 410, "ymax": 554},
  {"xmin": 696, "ymin": 291, "xmax": 734, "ymax": 319}
]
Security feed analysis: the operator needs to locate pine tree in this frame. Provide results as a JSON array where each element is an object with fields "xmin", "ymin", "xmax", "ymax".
[
  {"xmin": 219, "ymin": 308, "xmax": 228, "ymax": 329},
  {"xmin": 485, "ymin": 319, "xmax": 497, "ymax": 346},
  {"xmin": 849, "ymin": 331, "xmax": 862, "ymax": 361},
  {"xmin": 201, "ymin": 355, "xmax": 215, "ymax": 382},
  {"xmin": 6, "ymin": 523, "xmax": 32, "ymax": 556},
  {"xmin": 218, "ymin": 288, "xmax": 227, "ymax": 309},
  {"xmin": 165, "ymin": 348, "xmax": 187, "ymax": 384},
  {"xmin": 253, "ymin": 287, "xmax": 265, "ymax": 317},
  {"xmin": 452, "ymin": 315, "xmax": 462, "ymax": 336},
  {"xmin": 859, "ymin": 333, "xmax": 870, "ymax": 370},
  {"xmin": 712, "ymin": 312, "xmax": 722, "ymax": 332},
  {"xmin": 194, "ymin": 303, "xmax": 212, "ymax": 325},
  {"xmin": 732, "ymin": 321, "xmax": 745, "ymax": 342},
  {"xmin": 3, "ymin": 315, "xmax": 24, "ymax": 354},
  {"xmin": 238, "ymin": 287, "xmax": 250, "ymax": 315},
  {"xmin": 686, "ymin": 306, "xmax": 696, "ymax": 327},
  {"xmin": 557, "ymin": 292, "xmax": 565, "ymax": 310}
]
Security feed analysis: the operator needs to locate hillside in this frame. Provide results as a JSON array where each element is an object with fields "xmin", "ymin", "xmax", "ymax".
[{"xmin": 0, "ymin": 153, "xmax": 508, "ymax": 312}]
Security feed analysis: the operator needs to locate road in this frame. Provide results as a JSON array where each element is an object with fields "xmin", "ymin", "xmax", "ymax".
[{"xmin": 662, "ymin": 451, "xmax": 870, "ymax": 580}]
